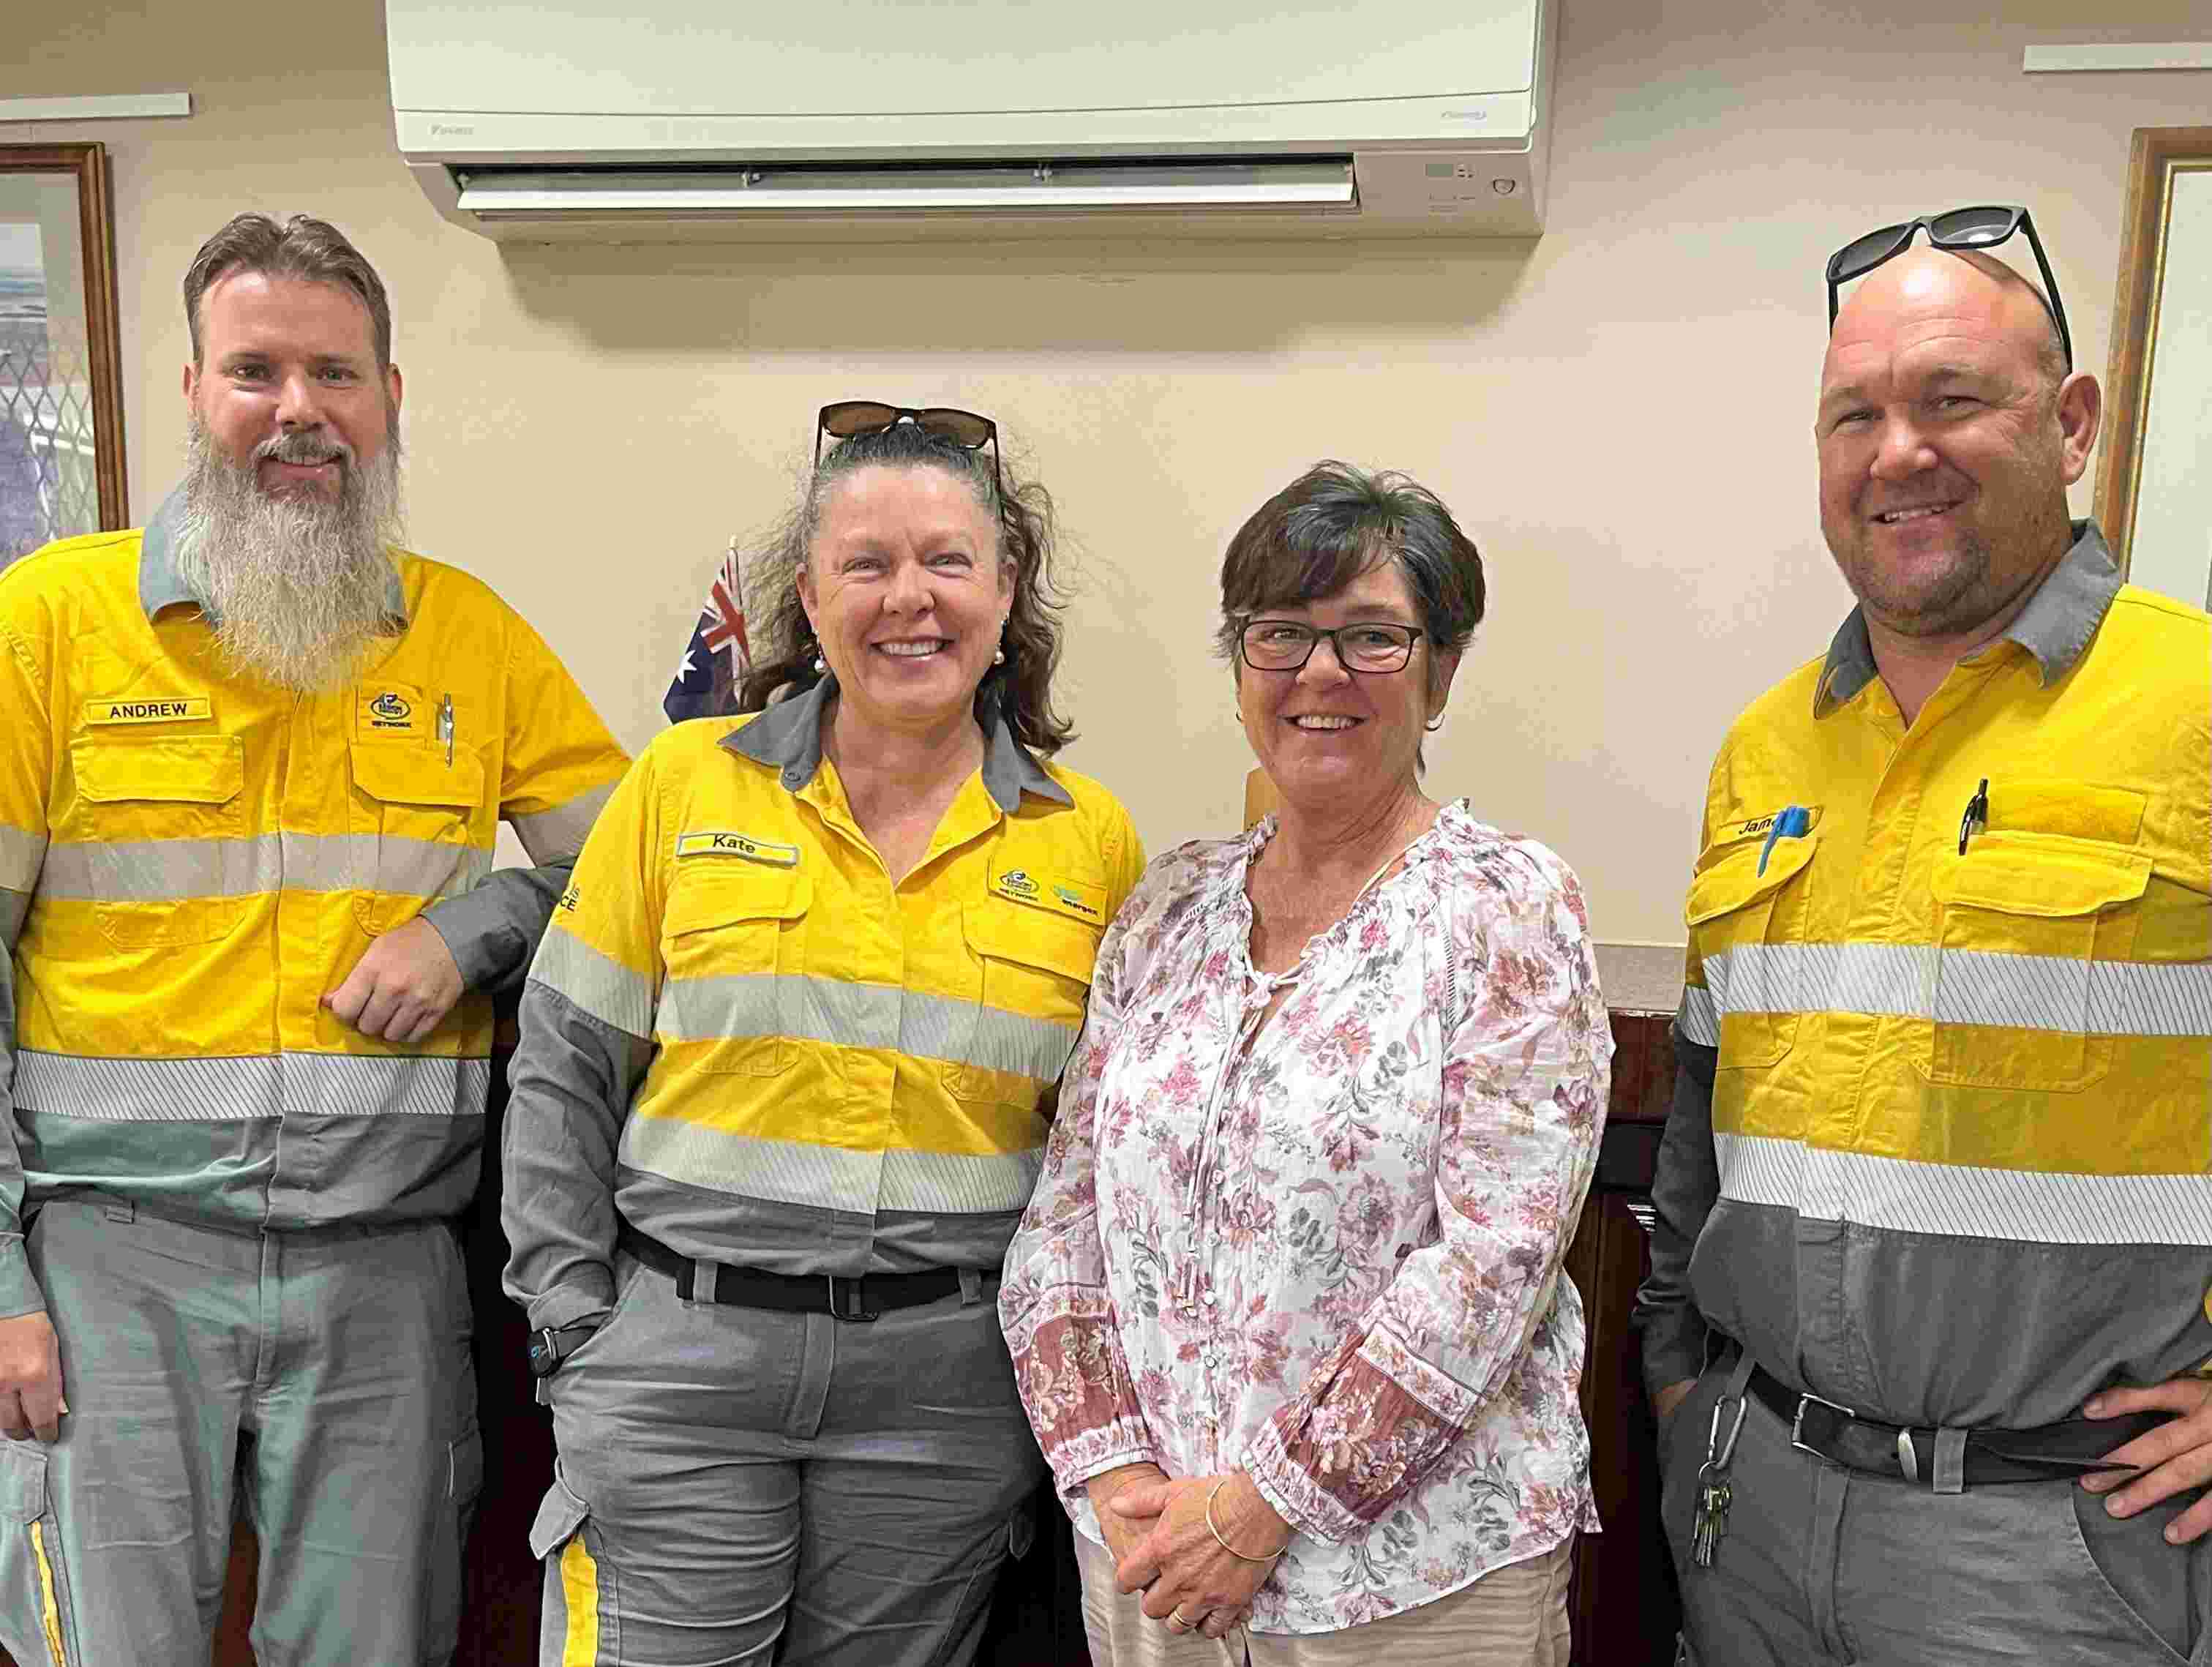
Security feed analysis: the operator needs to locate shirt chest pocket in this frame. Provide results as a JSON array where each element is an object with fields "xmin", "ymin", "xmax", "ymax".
[
  {"xmin": 1925, "ymin": 834, "xmax": 2151, "ymax": 1090},
  {"xmin": 1684, "ymin": 831, "xmax": 1820, "ymax": 1070},
  {"xmin": 656, "ymin": 869, "xmax": 810, "ymax": 1077},
  {"xmin": 945, "ymin": 903, "xmax": 1101, "ymax": 1107},
  {"xmin": 67, "ymin": 737, "xmax": 248, "ymax": 948},
  {"xmin": 348, "ymin": 743, "xmax": 488, "ymax": 937}
]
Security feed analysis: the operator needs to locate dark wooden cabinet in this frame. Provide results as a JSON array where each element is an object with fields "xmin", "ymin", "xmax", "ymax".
[{"xmin": 7, "ymin": 1011, "xmax": 1684, "ymax": 1667}]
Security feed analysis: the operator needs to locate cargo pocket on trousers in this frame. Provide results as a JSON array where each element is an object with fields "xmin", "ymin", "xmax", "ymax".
[
  {"xmin": 0, "ymin": 1441, "xmax": 79, "ymax": 1666},
  {"xmin": 531, "ymin": 1468, "xmax": 616, "ymax": 1662},
  {"xmin": 426, "ymin": 1428, "xmax": 484, "ymax": 1661}
]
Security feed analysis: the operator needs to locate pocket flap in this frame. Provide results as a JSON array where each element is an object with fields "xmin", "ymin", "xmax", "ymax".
[
  {"xmin": 350, "ymin": 743, "xmax": 485, "ymax": 809},
  {"xmin": 72, "ymin": 736, "xmax": 243, "ymax": 806},
  {"xmin": 664, "ymin": 869, "xmax": 810, "ymax": 937},
  {"xmin": 1935, "ymin": 837, "xmax": 2152, "ymax": 918},
  {"xmin": 528, "ymin": 1472, "xmax": 590, "ymax": 1560},
  {"xmin": 963, "ymin": 901, "xmax": 1103, "ymax": 983},
  {"xmin": 0, "ymin": 1439, "xmax": 48, "ymax": 1525},
  {"xmin": 1684, "ymin": 834, "xmax": 1818, "ymax": 928}
]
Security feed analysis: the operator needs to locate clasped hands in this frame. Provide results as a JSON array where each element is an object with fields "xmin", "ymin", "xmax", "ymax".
[{"xmin": 1087, "ymin": 1463, "xmax": 1291, "ymax": 1644}]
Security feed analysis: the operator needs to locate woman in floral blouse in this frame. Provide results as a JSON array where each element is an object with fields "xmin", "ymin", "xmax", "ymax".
[{"xmin": 1000, "ymin": 460, "xmax": 1612, "ymax": 1664}]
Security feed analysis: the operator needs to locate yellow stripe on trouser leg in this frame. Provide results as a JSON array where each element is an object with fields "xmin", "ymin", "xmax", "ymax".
[
  {"xmin": 30, "ymin": 1521, "xmax": 67, "ymax": 1666},
  {"xmin": 560, "ymin": 1534, "xmax": 601, "ymax": 1666}
]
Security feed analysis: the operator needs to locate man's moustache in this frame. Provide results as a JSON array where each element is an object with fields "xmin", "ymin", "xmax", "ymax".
[{"xmin": 255, "ymin": 433, "xmax": 352, "ymax": 468}]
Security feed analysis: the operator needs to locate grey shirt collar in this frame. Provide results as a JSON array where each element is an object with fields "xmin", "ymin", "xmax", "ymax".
[
  {"xmin": 1812, "ymin": 520, "xmax": 2121, "ymax": 716},
  {"xmin": 136, "ymin": 483, "xmax": 410, "ymax": 625},
  {"xmin": 720, "ymin": 674, "xmax": 1072, "ymax": 814}
]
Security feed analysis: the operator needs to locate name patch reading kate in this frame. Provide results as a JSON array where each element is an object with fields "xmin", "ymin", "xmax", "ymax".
[{"xmin": 675, "ymin": 831, "xmax": 801, "ymax": 866}]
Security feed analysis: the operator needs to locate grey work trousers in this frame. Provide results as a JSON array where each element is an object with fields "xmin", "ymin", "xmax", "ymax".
[
  {"xmin": 532, "ymin": 1249, "xmax": 1043, "ymax": 1667},
  {"xmin": 0, "ymin": 1197, "xmax": 481, "ymax": 1667},
  {"xmin": 1665, "ymin": 1355, "xmax": 2212, "ymax": 1666}
]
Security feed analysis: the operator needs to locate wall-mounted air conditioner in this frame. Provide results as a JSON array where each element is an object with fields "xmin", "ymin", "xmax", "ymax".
[{"xmin": 388, "ymin": 0, "xmax": 1556, "ymax": 242}]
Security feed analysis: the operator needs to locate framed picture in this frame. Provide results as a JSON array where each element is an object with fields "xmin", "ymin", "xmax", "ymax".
[
  {"xmin": 2095, "ymin": 126, "xmax": 2212, "ymax": 608},
  {"xmin": 0, "ymin": 142, "xmax": 127, "ymax": 572}
]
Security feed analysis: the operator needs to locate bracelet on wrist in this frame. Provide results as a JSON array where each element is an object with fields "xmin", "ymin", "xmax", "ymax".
[{"xmin": 1204, "ymin": 1477, "xmax": 1291, "ymax": 1563}]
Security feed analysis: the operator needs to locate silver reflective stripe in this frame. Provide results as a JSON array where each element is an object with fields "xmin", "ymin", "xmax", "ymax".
[
  {"xmin": 1676, "ymin": 984, "xmax": 1718, "ymax": 1048},
  {"xmin": 511, "ymin": 783, "xmax": 615, "ymax": 865},
  {"xmin": 1713, "ymin": 1131, "xmax": 2212, "ymax": 1246},
  {"xmin": 34, "ymin": 833, "xmax": 488, "ymax": 903},
  {"xmin": 618, "ymin": 1119, "xmax": 1044, "ymax": 1217},
  {"xmin": 1703, "ymin": 942, "xmax": 2212, "ymax": 1037},
  {"xmin": 280, "ymin": 831, "xmax": 490, "ymax": 896},
  {"xmin": 0, "ymin": 888, "xmax": 28, "ymax": 948},
  {"xmin": 656, "ymin": 974, "xmax": 1079, "ymax": 1084},
  {"xmin": 531, "ymin": 927, "xmax": 654, "ymax": 1038},
  {"xmin": 623, "ymin": 1119, "xmax": 884, "ymax": 1215},
  {"xmin": 0, "ymin": 825, "xmax": 44, "ymax": 893},
  {"xmin": 13, "ymin": 1049, "xmax": 490, "ymax": 1120},
  {"xmin": 880, "ymin": 1145, "xmax": 1042, "ymax": 1213}
]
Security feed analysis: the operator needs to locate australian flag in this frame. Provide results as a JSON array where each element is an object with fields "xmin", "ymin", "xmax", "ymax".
[{"xmin": 663, "ymin": 542, "xmax": 753, "ymax": 724}]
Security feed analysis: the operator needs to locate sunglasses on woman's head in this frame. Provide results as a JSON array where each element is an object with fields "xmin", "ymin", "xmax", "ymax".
[{"xmin": 814, "ymin": 401, "xmax": 1002, "ymax": 497}]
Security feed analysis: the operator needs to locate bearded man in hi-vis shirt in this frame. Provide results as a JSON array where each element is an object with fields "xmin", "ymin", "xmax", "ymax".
[
  {"xmin": 0, "ymin": 212, "xmax": 628, "ymax": 1666},
  {"xmin": 1635, "ymin": 210, "xmax": 2212, "ymax": 1666}
]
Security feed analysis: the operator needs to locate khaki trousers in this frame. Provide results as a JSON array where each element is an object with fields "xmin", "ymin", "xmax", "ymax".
[{"xmin": 1074, "ymin": 1529, "xmax": 1573, "ymax": 1666}]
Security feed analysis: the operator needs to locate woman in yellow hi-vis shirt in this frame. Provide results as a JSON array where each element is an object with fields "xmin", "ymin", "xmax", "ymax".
[{"xmin": 501, "ymin": 402, "xmax": 1144, "ymax": 1667}]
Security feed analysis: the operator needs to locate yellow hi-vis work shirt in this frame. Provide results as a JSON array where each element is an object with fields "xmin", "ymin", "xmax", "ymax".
[
  {"xmin": 501, "ymin": 675, "xmax": 1144, "ymax": 1336},
  {"xmin": 0, "ymin": 490, "xmax": 629, "ymax": 1317},
  {"xmin": 1641, "ymin": 525, "xmax": 2212, "ymax": 1428}
]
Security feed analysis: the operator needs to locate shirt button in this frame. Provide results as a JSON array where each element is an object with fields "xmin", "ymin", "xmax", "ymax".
[{"xmin": 1202, "ymin": 1291, "xmax": 1217, "ymax": 1306}]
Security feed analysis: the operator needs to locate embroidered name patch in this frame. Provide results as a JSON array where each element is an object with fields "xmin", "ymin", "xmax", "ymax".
[
  {"xmin": 1717, "ymin": 806, "xmax": 1823, "ymax": 846},
  {"xmin": 675, "ymin": 831, "xmax": 801, "ymax": 866},
  {"xmin": 990, "ymin": 864, "xmax": 1106, "ymax": 924},
  {"xmin": 83, "ymin": 696, "xmax": 211, "ymax": 726}
]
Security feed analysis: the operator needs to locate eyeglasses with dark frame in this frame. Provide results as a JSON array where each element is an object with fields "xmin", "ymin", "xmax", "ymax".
[
  {"xmin": 1824, "ymin": 205, "xmax": 2072, "ymax": 372},
  {"xmin": 814, "ymin": 401, "xmax": 1002, "ymax": 498},
  {"xmin": 1237, "ymin": 618, "xmax": 1425, "ymax": 675}
]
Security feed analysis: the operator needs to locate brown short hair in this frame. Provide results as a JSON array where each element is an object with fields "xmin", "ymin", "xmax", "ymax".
[
  {"xmin": 1217, "ymin": 460, "xmax": 1486, "ymax": 673},
  {"xmin": 183, "ymin": 213, "xmax": 394, "ymax": 369}
]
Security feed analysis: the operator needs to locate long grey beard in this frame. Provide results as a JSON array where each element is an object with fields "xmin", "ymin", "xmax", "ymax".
[{"xmin": 173, "ymin": 419, "xmax": 407, "ymax": 692}]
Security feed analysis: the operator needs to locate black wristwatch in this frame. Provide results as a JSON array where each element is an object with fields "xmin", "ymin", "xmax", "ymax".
[{"xmin": 527, "ymin": 1321, "xmax": 598, "ymax": 1379}]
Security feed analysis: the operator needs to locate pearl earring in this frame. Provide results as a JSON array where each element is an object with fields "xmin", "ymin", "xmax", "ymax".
[
  {"xmin": 811, "ymin": 653, "xmax": 825, "ymax": 675},
  {"xmin": 992, "ymin": 645, "xmax": 1006, "ymax": 666}
]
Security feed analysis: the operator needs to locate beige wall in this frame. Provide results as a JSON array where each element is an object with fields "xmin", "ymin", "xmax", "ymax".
[{"xmin": 8, "ymin": 1, "xmax": 2209, "ymax": 981}]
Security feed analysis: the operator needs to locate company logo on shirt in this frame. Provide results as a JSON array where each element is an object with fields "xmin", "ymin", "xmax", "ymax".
[
  {"xmin": 675, "ymin": 831, "xmax": 801, "ymax": 867},
  {"xmin": 989, "ymin": 864, "xmax": 1106, "ymax": 926},
  {"xmin": 83, "ymin": 696, "xmax": 211, "ymax": 726},
  {"xmin": 369, "ymin": 692, "xmax": 412, "ymax": 724}
]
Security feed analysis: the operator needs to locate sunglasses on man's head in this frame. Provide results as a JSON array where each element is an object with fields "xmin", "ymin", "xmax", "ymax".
[
  {"xmin": 1823, "ymin": 205, "xmax": 2072, "ymax": 372},
  {"xmin": 814, "ymin": 401, "xmax": 1002, "ymax": 496}
]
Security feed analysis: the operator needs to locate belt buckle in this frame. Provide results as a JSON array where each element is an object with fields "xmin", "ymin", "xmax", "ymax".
[
  {"xmin": 1790, "ymin": 1390, "xmax": 1855, "ymax": 1458},
  {"xmin": 827, "ymin": 1274, "xmax": 879, "ymax": 1324}
]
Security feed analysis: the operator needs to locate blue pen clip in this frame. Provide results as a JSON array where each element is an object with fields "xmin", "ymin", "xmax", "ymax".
[{"xmin": 1757, "ymin": 805, "xmax": 1812, "ymax": 876}]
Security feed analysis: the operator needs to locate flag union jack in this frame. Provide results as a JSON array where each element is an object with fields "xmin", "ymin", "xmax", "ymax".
[{"xmin": 664, "ymin": 543, "xmax": 751, "ymax": 725}]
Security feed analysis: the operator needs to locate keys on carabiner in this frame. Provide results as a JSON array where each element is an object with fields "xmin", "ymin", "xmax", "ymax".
[
  {"xmin": 1690, "ymin": 1462, "xmax": 1733, "ymax": 1567},
  {"xmin": 1690, "ymin": 1379, "xmax": 1749, "ymax": 1569}
]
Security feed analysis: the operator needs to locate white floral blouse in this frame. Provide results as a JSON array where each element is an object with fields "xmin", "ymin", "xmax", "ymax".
[{"xmin": 1000, "ymin": 802, "xmax": 1612, "ymax": 1633}]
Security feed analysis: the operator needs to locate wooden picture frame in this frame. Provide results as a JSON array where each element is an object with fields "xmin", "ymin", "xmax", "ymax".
[
  {"xmin": 0, "ymin": 141, "xmax": 127, "ymax": 568},
  {"xmin": 2093, "ymin": 126, "xmax": 2212, "ymax": 603}
]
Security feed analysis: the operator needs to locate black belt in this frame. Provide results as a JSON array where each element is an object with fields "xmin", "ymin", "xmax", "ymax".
[
  {"xmin": 1747, "ymin": 1363, "xmax": 2162, "ymax": 1488},
  {"xmin": 617, "ymin": 1226, "xmax": 983, "ymax": 1323}
]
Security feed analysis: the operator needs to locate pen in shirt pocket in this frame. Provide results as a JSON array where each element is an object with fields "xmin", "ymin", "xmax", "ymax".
[
  {"xmin": 1757, "ymin": 805, "xmax": 1812, "ymax": 876},
  {"xmin": 1957, "ymin": 777, "xmax": 1989, "ymax": 855}
]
